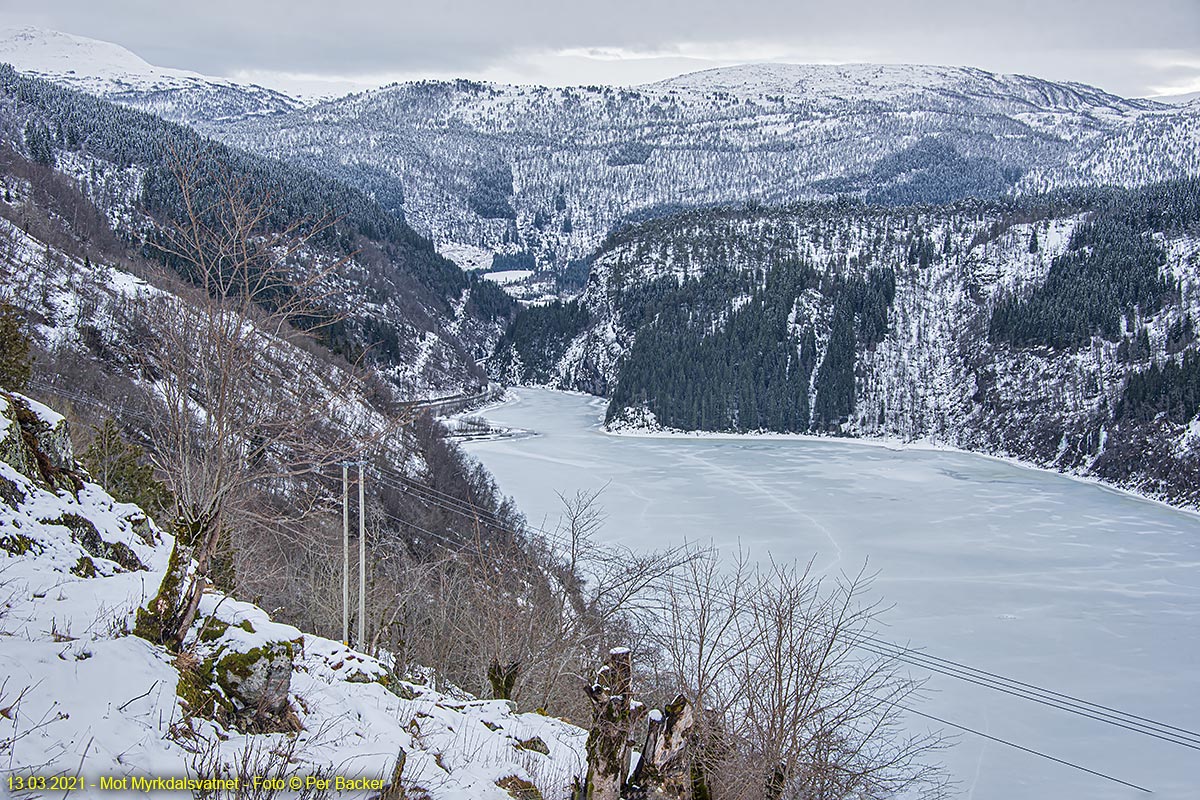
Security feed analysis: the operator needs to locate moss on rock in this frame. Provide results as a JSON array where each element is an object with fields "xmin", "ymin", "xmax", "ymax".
[
  {"xmin": 197, "ymin": 619, "xmax": 230, "ymax": 643},
  {"xmin": 3, "ymin": 395, "xmax": 81, "ymax": 493},
  {"xmin": 134, "ymin": 543, "xmax": 189, "ymax": 645},
  {"xmin": 495, "ymin": 776, "xmax": 543, "ymax": 800},
  {"xmin": 45, "ymin": 512, "xmax": 145, "ymax": 572},
  {"xmin": 0, "ymin": 531, "xmax": 37, "ymax": 555},
  {"xmin": 212, "ymin": 638, "xmax": 300, "ymax": 723},
  {"xmin": 71, "ymin": 555, "xmax": 97, "ymax": 578},
  {"xmin": 0, "ymin": 475, "xmax": 26, "ymax": 509},
  {"xmin": 174, "ymin": 652, "xmax": 233, "ymax": 722}
]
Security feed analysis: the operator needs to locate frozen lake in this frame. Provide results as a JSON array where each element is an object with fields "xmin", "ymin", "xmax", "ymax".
[{"xmin": 462, "ymin": 388, "xmax": 1200, "ymax": 800}]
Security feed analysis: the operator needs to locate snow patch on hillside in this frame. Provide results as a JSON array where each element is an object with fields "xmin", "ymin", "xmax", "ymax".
[
  {"xmin": 0, "ymin": 26, "xmax": 202, "ymax": 88},
  {"xmin": 0, "ymin": 26, "xmax": 310, "ymax": 122},
  {"xmin": 483, "ymin": 270, "xmax": 535, "ymax": 285}
]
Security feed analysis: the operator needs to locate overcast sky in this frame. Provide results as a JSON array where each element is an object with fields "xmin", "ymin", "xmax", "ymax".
[{"xmin": 4, "ymin": 1, "xmax": 1199, "ymax": 98}]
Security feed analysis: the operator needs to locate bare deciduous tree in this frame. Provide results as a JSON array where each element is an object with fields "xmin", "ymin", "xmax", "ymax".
[
  {"xmin": 651, "ymin": 552, "xmax": 948, "ymax": 800},
  {"xmin": 134, "ymin": 149, "xmax": 387, "ymax": 649}
]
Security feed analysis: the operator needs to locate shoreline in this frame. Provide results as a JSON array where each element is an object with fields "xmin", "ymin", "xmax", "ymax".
[{"xmin": 472, "ymin": 386, "xmax": 1200, "ymax": 521}]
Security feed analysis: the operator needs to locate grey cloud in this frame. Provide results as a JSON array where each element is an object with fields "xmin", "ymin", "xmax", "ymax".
[{"xmin": 5, "ymin": 0, "xmax": 1199, "ymax": 96}]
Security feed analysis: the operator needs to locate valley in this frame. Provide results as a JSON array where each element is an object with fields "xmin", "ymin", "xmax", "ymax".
[
  {"xmin": 1, "ymin": 18, "xmax": 1199, "ymax": 800},
  {"xmin": 464, "ymin": 387, "xmax": 1200, "ymax": 800}
]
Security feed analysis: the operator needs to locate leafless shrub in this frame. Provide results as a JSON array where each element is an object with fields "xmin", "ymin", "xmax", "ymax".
[
  {"xmin": 135, "ymin": 148, "xmax": 403, "ymax": 648},
  {"xmin": 656, "ymin": 553, "xmax": 950, "ymax": 800},
  {"xmin": 370, "ymin": 487, "xmax": 689, "ymax": 721},
  {"xmin": 187, "ymin": 735, "xmax": 334, "ymax": 800}
]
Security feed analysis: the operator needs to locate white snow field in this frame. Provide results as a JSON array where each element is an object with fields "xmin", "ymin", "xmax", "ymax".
[{"xmin": 463, "ymin": 388, "xmax": 1200, "ymax": 800}]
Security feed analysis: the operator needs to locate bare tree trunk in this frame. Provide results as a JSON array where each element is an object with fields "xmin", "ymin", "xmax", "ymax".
[
  {"xmin": 487, "ymin": 658, "xmax": 521, "ymax": 701},
  {"xmin": 583, "ymin": 647, "xmax": 646, "ymax": 800},
  {"xmin": 128, "ymin": 147, "xmax": 389, "ymax": 650}
]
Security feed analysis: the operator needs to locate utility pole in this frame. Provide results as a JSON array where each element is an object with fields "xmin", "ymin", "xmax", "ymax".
[
  {"xmin": 358, "ymin": 461, "xmax": 367, "ymax": 651},
  {"xmin": 341, "ymin": 463, "xmax": 349, "ymax": 646}
]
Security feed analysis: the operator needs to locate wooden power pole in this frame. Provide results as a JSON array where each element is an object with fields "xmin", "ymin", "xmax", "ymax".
[
  {"xmin": 342, "ymin": 463, "xmax": 349, "ymax": 646},
  {"xmin": 358, "ymin": 461, "xmax": 367, "ymax": 650}
]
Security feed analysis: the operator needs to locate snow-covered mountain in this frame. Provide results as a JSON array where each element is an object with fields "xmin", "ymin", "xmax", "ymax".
[
  {"xmin": 203, "ymin": 62, "xmax": 1198, "ymax": 274},
  {"xmin": 8, "ymin": 28, "xmax": 1197, "ymax": 278},
  {"xmin": 0, "ymin": 64, "xmax": 512, "ymax": 399},
  {"xmin": 0, "ymin": 26, "xmax": 307, "ymax": 124},
  {"xmin": 646, "ymin": 62, "xmax": 1152, "ymax": 111},
  {"xmin": 1150, "ymin": 90, "xmax": 1200, "ymax": 106}
]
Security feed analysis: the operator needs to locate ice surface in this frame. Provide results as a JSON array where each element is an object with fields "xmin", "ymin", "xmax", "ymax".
[
  {"xmin": 464, "ymin": 388, "xmax": 1200, "ymax": 800},
  {"xmin": 483, "ymin": 270, "xmax": 535, "ymax": 285}
]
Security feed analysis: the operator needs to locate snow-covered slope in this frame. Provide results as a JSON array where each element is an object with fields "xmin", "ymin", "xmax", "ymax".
[
  {"xmin": 0, "ymin": 26, "xmax": 306, "ymax": 124},
  {"xmin": 10, "ymin": 28, "xmax": 1197, "ymax": 278},
  {"xmin": 0, "ymin": 389, "xmax": 587, "ymax": 797},
  {"xmin": 645, "ymin": 62, "xmax": 1153, "ymax": 112},
  {"xmin": 0, "ymin": 66, "xmax": 508, "ymax": 400},
  {"xmin": 206, "ymin": 63, "xmax": 1197, "ymax": 274}
]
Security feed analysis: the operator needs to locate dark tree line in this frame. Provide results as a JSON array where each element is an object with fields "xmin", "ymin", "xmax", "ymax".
[
  {"xmin": 0, "ymin": 64, "xmax": 513, "ymax": 383},
  {"xmin": 815, "ymin": 137, "xmax": 1023, "ymax": 206},
  {"xmin": 0, "ymin": 65, "xmax": 505, "ymax": 318},
  {"xmin": 989, "ymin": 218, "xmax": 1175, "ymax": 349},
  {"xmin": 468, "ymin": 162, "xmax": 517, "ymax": 219},
  {"xmin": 988, "ymin": 178, "xmax": 1200, "ymax": 351},
  {"xmin": 492, "ymin": 299, "xmax": 592, "ymax": 383},
  {"xmin": 1116, "ymin": 350, "xmax": 1200, "ymax": 425},
  {"xmin": 605, "ymin": 260, "xmax": 895, "ymax": 433}
]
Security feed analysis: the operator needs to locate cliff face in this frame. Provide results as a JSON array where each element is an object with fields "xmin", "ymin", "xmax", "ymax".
[{"xmin": 497, "ymin": 198, "xmax": 1200, "ymax": 508}]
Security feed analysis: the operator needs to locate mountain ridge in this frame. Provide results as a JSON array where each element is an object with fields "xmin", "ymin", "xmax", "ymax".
[
  {"xmin": 6, "ymin": 27, "xmax": 1196, "ymax": 279},
  {"xmin": 0, "ymin": 25, "xmax": 310, "ymax": 123},
  {"xmin": 207, "ymin": 58, "xmax": 1198, "ymax": 274},
  {"xmin": 640, "ymin": 61, "xmax": 1164, "ymax": 112}
]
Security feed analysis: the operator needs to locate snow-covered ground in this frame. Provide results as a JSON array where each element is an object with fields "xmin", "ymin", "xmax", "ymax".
[
  {"xmin": 464, "ymin": 387, "xmax": 1200, "ymax": 800},
  {"xmin": 438, "ymin": 242, "xmax": 497, "ymax": 272},
  {"xmin": 0, "ymin": 390, "xmax": 587, "ymax": 799}
]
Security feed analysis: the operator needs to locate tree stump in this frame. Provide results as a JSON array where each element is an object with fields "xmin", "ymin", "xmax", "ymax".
[
  {"xmin": 626, "ymin": 694, "xmax": 696, "ymax": 799},
  {"xmin": 582, "ymin": 647, "xmax": 646, "ymax": 800}
]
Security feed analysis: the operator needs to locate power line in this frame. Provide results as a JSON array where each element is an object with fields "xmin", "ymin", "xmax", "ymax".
[
  {"xmin": 364, "ymin": 467, "xmax": 1163, "ymax": 793},
  {"xmin": 848, "ymin": 637, "xmax": 1200, "ymax": 751},
  {"xmin": 19, "ymin": 378, "xmax": 1189, "ymax": 788},
  {"xmin": 890, "ymin": 702, "xmax": 1153, "ymax": 794},
  {"xmin": 368, "ymin": 464, "xmax": 1200, "ymax": 751}
]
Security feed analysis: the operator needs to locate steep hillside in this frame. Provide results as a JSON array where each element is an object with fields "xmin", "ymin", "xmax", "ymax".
[
  {"xmin": 0, "ymin": 388, "xmax": 587, "ymax": 798},
  {"xmin": 11, "ymin": 28, "xmax": 1196, "ymax": 285},
  {"xmin": 0, "ymin": 64, "xmax": 514, "ymax": 396},
  {"xmin": 493, "ymin": 183, "xmax": 1200, "ymax": 508},
  {"xmin": 203, "ymin": 63, "xmax": 1198, "ymax": 275}
]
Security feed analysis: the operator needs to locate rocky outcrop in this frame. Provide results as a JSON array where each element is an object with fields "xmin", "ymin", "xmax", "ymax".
[{"xmin": 0, "ymin": 391, "xmax": 83, "ymax": 492}]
